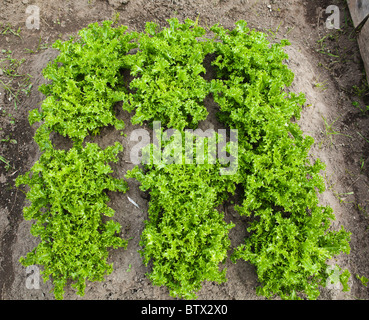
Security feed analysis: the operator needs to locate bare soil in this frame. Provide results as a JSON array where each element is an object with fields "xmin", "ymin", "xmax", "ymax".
[{"xmin": 1, "ymin": 0, "xmax": 369, "ymax": 300}]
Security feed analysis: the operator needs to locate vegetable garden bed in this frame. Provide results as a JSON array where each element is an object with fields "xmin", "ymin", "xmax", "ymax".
[{"xmin": 1, "ymin": 0, "xmax": 369, "ymax": 301}]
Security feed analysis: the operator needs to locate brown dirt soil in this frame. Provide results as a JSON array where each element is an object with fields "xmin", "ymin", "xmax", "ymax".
[{"xmin": 0, "ymin": 0, "xmax": 369, "ymax": 300}]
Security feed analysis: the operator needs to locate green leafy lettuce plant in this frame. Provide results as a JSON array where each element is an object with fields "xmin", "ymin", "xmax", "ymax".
[
  {"xmin": 16, "ymin": 141, "xmax": 128, "ymax": 299},
  {"xmin": 124, "ymin": 18, "xmax": 214, "ymax": 131},
  {"xmin": 33, "ymin": 20, "xmax": 138, "ymax": 142},
  {"xmin": 126, "ymin": 132, "xmax": 237, "ymax": 299}
]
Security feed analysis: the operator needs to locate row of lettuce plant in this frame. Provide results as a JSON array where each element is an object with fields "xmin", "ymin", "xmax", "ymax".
[{"xmin": 16, "ymin": 21, "xmax": 135, "ymax": 299}]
